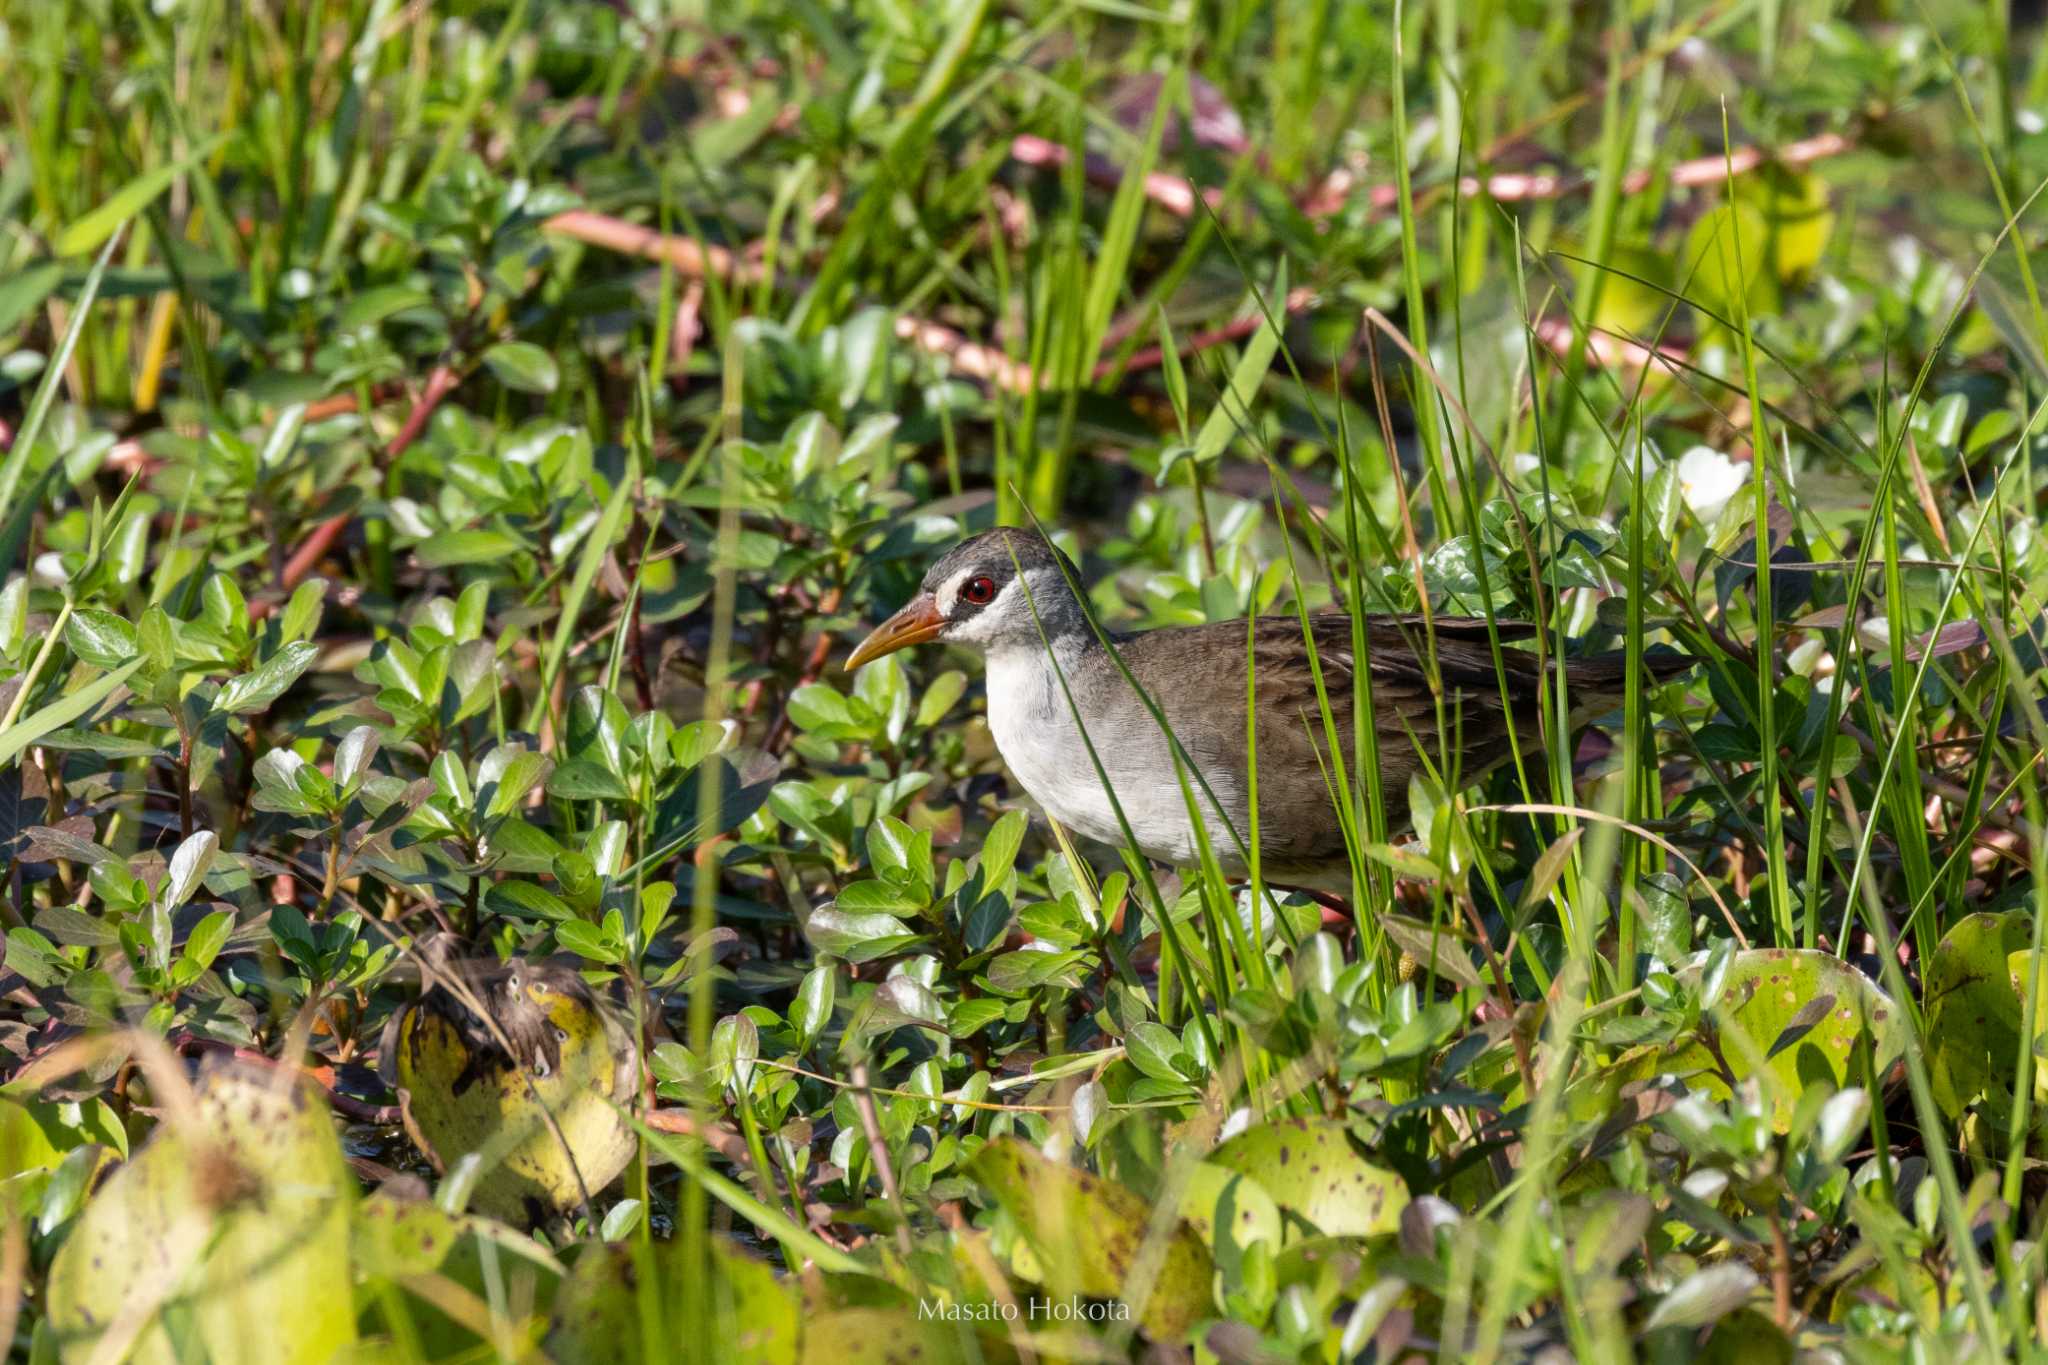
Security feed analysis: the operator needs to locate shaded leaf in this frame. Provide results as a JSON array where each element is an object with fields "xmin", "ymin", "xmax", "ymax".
[
  {"xmin": 1644, "ymin": 1263, "xmax": 1760, "ymax": 1331},
  {"xmin": 1927, "ymin": 912, "xmax": 2046, "ymax": 1124}
]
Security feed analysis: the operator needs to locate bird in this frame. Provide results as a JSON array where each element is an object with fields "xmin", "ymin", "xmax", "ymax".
[
  {"xmin": 384, "ymin": 934, "xmax": 638, "ymax": 1226},
  {"xmin": 845, "ymin": 528, "xmax": 1688, "ymax": 890}
]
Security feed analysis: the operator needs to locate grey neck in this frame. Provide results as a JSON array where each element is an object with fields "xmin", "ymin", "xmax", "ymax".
[
  {"xmin": 999, "ymin": 564, "xmax": 1097, "ymax": 650},
  {"xmin": 987, "ymin": 575, "xmax": 1096, "ymax": 662}
]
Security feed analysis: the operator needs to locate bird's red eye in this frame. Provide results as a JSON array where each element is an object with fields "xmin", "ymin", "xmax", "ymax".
[{"xmin": 961, "ymin": 575, "xmax": 997, "ymax": 605}]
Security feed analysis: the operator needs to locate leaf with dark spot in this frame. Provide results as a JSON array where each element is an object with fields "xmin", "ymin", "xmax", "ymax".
[
  {"xmin": 1766, "ymin": 992, "xmax": 1835, "ymax": 1060},
  {"xmin": 967, "ymin": 1137, "xmax": 1212, "ymax": 1340},
  {"xmin": 1613, "ymin": 949, "xmax": 1899, "ymax": 1131},
  {"xmin": 1208, "ymin": 1117, "xmax": 1408, "ymax": 1239}
]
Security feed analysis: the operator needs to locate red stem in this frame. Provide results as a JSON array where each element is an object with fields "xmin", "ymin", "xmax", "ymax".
[{"xmin": 251, "ymin": 365, "xmax": 460, "ymax": 621}]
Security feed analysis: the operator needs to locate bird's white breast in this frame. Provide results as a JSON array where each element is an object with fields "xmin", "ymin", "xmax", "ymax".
[{"xmin": 982, "ymin": 647, "xmax": 1244, "ymax": 868}]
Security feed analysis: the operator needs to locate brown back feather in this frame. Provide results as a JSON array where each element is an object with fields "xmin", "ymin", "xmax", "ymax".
[{"xmin": 1121, "ymin": 612, "xmax": 1689, "ymax": 866}]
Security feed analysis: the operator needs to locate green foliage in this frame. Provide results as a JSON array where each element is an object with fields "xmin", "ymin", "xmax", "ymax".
[{"xmin": 3, "ymin": 0, "xmax": 2047, "ymax": 1359}]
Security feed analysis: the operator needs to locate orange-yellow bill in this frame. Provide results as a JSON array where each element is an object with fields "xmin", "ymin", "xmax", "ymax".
[{"xmin": 845, "ymin": 594, "xmax": 944, "ymax": 670}]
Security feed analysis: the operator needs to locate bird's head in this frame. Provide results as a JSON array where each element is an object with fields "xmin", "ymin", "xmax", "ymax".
[{"xmin": 845, "ymin": 529, "xmax": 1087, "ymax": 668}]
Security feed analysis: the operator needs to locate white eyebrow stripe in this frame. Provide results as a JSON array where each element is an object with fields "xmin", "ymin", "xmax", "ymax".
[{"xmin": 934, "ymin": 566, "xmax": 978, "ymax": 614}]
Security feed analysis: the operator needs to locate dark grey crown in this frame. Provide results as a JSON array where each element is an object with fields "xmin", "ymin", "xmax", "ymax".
[{"xmin": 920, "ymin": 528, "xmax": 1079, "ymax": 595}]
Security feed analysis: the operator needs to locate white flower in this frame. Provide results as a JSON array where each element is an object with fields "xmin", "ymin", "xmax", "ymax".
[
  {"xmin": 1673, "ymin": 445, "xmax": 1748, "ymax": 523},
  {"xmin": 1787, "ymin": 636, "xmax": 1828, "ymax": 676}
]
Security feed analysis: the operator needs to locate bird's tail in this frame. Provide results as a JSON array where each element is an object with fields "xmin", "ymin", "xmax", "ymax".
[
  {"xmin": 1560, "ymin": 647, "xmax": 1694, "ymax": 692},
  {"xmin": 1548, "ymin": 650, "xmax": 1695, "ymax": 735}
]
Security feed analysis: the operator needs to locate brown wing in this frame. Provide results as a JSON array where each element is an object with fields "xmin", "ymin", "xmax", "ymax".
[
  {"xmin": 1119, "ymin": 612, "xmax": 1683, "ymax": 863},
  {"xmin": 1249, "ymin": 616, "xmax": 1554, "ymax": 854}
]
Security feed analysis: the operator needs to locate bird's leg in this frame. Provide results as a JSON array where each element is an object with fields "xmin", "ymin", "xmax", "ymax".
[{"xmin": 1241, "ymin": 880, "xmax": 1354, "ymax": 934}]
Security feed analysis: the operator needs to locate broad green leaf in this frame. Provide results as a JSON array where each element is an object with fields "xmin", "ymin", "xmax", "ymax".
[
  {"xmin": 834, "ymin": 879, "xmax": 926, "ymax": 915},
  {"xmin": 547, "ymin": 758, "xmax": 630, "ymax": 802},
  {"xmin": 485, "ymin": 880, "xmax": 576, "ymax": 923},
  {"xmin": 803, "ymin": 908, "xmax": 922, "ymax": 963},
  {"xmin": 792, "ymin": 963, "xmax": 835, "ymax": 1044},
  {"xmin": 336, "ymin": 285, "xmax": 433, "ymax": 330},
  {"xmin": 709, "ymin": 1013, "xmax": 760, "ymax": 1092},
  {"xmin": 333, "ymin": 726, "xmax": 379, "ymax": 792},
  {"xmin": 216, "ymin": 642, "xmax": 318, "ymax": 715},
  {"xmin": 1125, "ymin": 1021, "xmax": 1193, "ymax": 1084},
  {"xmin": 137, "ymin": 605, "xmax": 174, "ymax": 671},
  {"xmin": 786, "ymin": 683, "xmax": 858, "ymax": 734},
  {"xmin": 161, "ymin": 830, "xmax": 219, "ymax": 910},
  {"xmin": 977, "ymin": 810, "xmax": 1028, "ymax": 885},
  {"xmin": 45, "ymin": 1062, "xmax": 356, "ymax": 1364},
  {"xmin": 180, "ymin": 908, "xmax": 235, "ymax": 975},
  {"xmin": 416, "ymin": 529, "xmax": 525, "ymax": 568},
  {"xmin": 65, "ymin": 609, "xmax": 139, "ymax": 668},
  {"xmin": 1927, "ymin": 912, "xmax": 2046, "ymax": 1124},
  {"xmin": 201, "ymin": 573, "xmax": 246, "ymax": 631},
  {"xmin": 567, "ymin": 686, "xmax": 629, "ymax": 776},
  {"xmin": 583, "ymin": 819, "xmax": 628, "ymax": 876},
  {"xmin": 482, "ymin": 340, "xmax": 561, "ymax": 394},
  {"xmin": 277, "ymin": 576, "xmax": 326, "ymax": 641},
  {"xmin": 1614, "ymin": 948, "xmax": 1902, "ymax": 1131},
  {"xmin": 555, "ymin": 919, "xmax": 624, "ymax": 963},
  {"xmin": 948, "ymin": 998, "xmax": 1007, "ymax": 1038},
  {"xmin": 430, "ymin": 750, "xmax": 472, "ymax": 808},
  {"xmin": 251, "ymin": 749, "xmax": 320, "ymax": 814},
  {"xmin": 914, "ymin": 669, "xmax": 968, "ymax": 728},
  {"xmin": 985, "ymin": 948, "xmax": 1090, "ymax": 994},
  {"xmin": 867, "ymin": 976, "xmax": 944, "ymax": 1031},
  {"xmin": 481, "ymin": 748, "xmax": 551, "ymax": 817},
  {"xmin": 865, "ymin": 816, "xmax": 931, "ymax": 896}
]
